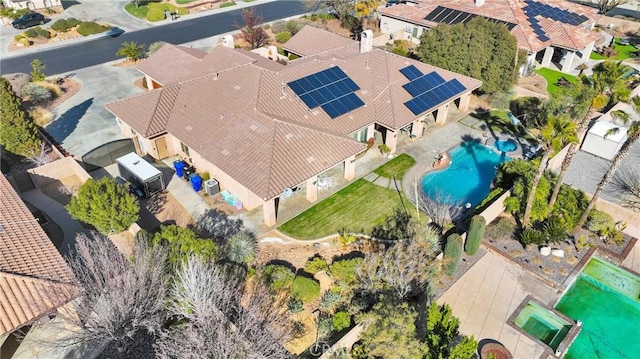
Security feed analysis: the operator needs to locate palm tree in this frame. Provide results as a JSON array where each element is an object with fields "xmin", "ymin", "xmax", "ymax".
[
  {"xmin": 224, "ymin": 231, "xmax": 257, "ymax": 264},
  {"xmin": 523, "ymin": 116, "xmax": 578, "ymax": 227},
  {"xmin": 548, "ymin": 60, "xmax": 631, "ymax": 208},
  {"xmin": 576, "ymin": 97, "xmax": 640, "ymax": 230},
  {"xmin": 116, "ymin": 41, "xmax": 146, "ymax": 62}
]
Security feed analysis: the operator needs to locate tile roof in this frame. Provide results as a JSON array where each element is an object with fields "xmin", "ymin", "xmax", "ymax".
[
  {"xmin": 379, "ymin": 0, "xmax": 601, "ymax": 53},
  {"xmin": 136, "ymin": 44, "xmax": 206, "ymax": 86},
  {"xmin": 282, "ymin": 25, "xmax": 358, "ymax": 56},
  {"xmin": 0, "ymin": 176, "xmax": 76, "ymax": 335},
  {"xmin": 106, "ymin": 27, "xmax": 481, "ymax": 200}
]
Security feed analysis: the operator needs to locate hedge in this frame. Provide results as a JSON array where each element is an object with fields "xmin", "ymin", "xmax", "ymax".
[
  {"xmin": 77, "ymin": 22, "xmax": 110, "ymax": 36},
  {"xmin": 51, "ymin": 18, "xmax": 82, "ymax": 32},
  {"xmin": 304, "ymin": 256, "xmax": 328, "ymax": 274},
  {"xmin": 465, "ymin": 215, "xmax": 486, "ymax": 255},
  {"xmin": 444, "ymin": 233, "xmax": 463, "ymax": 276},
  {"xmin": 34, "ymin": 26, "xmax": 50, "ymax": 38},
  {"xmin": 290, "ymin": 276, "xmax": 320, "ymax": 304},
  {"xmin": 24, "ymin": 28, "xmax": 38, "ymax": 38}
]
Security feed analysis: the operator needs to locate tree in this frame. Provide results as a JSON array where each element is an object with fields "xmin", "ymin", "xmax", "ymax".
[
  {"xmin": 50, "ymin": 233, "xmax": 167, "ymax": 351},
  {"xmin": 117, "ymin": 41, "xmax": 146, "ymax": 62},
  {"xmin": 326, "ymin": 0, "xmax": 355, "ymax": 22},
  {"xmin": 223, "ymin": 231, "xmax": 257, "ymax": 264},
  {"xmin": 464, "ymin": 215, "xmax": 486, "ymax": 255},
  {"xmin": 576, "ymin": 99, "xmax": 640, "ymax": 229},
  {"xmin": 358, "ymin": 226, "xmax": 440, "ymax": 300},
  {"xmin": 23, "ymin": 142, "xmax": 55, "ymax": 167},
  {"xmin": 236, "ymin": 8, "xmax": 269, "ymax": 49},
  {"xmin": 30, "ymin": 59, "xmax": 46, "ymax": 82},
  {"xmin": 443, "ymin": 233, "xmax": 463, "ymax": 276},
  {"xmin": 596, "ymin": 0, "xmax": 628, "ymax": 14},
  {"xmin": 0, "ymin": 77, "xmax": 41, "ymax": 157},
  {"xmin": 66, "ymin": 177, "xmax": 140, "ymax": 234},
  {"xmin": 423, "ymin": 302, "xmax": 477, "ymax": 359},
  {"xmin": 155, "ymin": 256, "xmax": 290, "ymax": 359},
  {"xmin": 549, "ymin": 61, "xmax": 630, "ymax": 208},
  {"xmin": 523, "ymin": 116, "xmax": 577, "ymax": 226},
  {"xmin": 151, "ymin": 225, "xmax": 218, "ymax": 267},
  {"xmin": 417, "ymin": 17, "xmax": 521, "ymax": 94},
  {"xmin": 358, "ymin": 301, "xmax": 423, "ymax": 358}
]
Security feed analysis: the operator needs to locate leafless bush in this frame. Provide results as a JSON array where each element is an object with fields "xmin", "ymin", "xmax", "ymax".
[
  {"xmin": 357, "ymin": 226, "xmax": 441, "ymax": 300},
  {"xmin": 155, "ymin": 256, "xmax": 291, "ymax": 359},
  {"xmin": 413, "ymin": 189, "xmax": 463, "ymax": 228},
  {"xmin": 23, "ymin": 142, "xmax": 55, "ymax": 167},
  {"xmin": 48, "ymin": 233, "xmax": 168, "ymax": 350},
  {"xmin": 57, "ymin": 183, "xmax": 78, "ymax": 196}
]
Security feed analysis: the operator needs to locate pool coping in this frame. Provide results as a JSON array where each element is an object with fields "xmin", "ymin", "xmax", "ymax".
[{"xmin": 506, "ymin": 295, "xmax": 582, "ymax": 359}]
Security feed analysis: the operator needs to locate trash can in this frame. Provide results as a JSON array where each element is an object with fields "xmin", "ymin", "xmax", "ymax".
[
  {"xmin": 189, "ymin": 173, "xmax": 203, "ymax": 192},
  {"xmin": 183, "ymin": 166, "xmax": 194, "ymax": 181},
  {"xmin": 173, "ymin": 160, "xmax": 186, "ymax": 178}
]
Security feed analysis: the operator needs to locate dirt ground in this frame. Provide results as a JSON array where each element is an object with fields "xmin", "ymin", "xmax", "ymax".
[
  {"xmin": 516, "ymin": 74, "xmax": 548, "ymax": 96},
  {"xmin": 45, "ymin": 77, "xmax": 81, "ymax": 110}
]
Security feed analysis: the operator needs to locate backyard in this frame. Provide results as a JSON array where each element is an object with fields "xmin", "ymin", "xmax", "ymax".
[
  {"xmin": 278, "ymin": 155, "xmax": 418, "ymax": 240},
  {"xmin": 590, "ymin": 38, "xmax": 638, "ymax": 60},
  {"xmin": 535, "ymin": 68, "xmax": 577, "ymax": 95}
]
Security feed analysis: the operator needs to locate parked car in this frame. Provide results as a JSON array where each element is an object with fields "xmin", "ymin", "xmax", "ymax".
[{"xmin": 11, "ymin": 13, "xmax": 45, "ymax": 29}]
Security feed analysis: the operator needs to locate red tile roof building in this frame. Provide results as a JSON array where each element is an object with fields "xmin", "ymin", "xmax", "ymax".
[
  {"xmin": 106, "ymin": 27, "xmax": 482, "ymax": 225},
  {"xmin": 379, "ymin": 0, "xmax": 602, "ymax": 73}
]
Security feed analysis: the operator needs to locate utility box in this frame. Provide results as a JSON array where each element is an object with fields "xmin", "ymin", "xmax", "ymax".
[
  {"xmin": 205, "ymin": 179, "xmax": 220, "ymax": 196},
  {"xmin": 116, "ymin": 153, "xmax": 165, "ymax": 197}
]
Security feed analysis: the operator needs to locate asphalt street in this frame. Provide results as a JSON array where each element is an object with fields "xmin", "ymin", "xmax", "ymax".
[{"xmin": 0, "ymin": 0, "xmax": 316, "ymax": 75}]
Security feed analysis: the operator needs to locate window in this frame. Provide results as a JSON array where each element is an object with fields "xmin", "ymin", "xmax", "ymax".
[
  {"xmin": 412, "ymin": 27, "xmax": 418, "ymax": 38},
  {"xmin": 180, "ymin": 142, "xmax": 190, "ymax": 156}
]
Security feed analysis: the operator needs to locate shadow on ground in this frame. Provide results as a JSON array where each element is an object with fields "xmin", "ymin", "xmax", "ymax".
[{"xmin": 46, "ymin": 98, "xmax": 93, "ymax": 143}]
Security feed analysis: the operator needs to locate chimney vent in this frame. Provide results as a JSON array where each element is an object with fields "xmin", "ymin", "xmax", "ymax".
[
  {"xmin": 222, "ymin": 34, "xmax": 234, "ymax": 48},
  {"xmin": 360, "ymin": 29, "xmax": 374, "ymax": 53},
  {"xmin": 475, "ymin": 0, "xmax": 485, "ymax": 6}
]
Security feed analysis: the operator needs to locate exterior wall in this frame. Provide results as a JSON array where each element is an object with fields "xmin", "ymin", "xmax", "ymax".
[
  {"xmin": 380, "ymin": 15, "xmax": 409, "ymax": 35},
  {"xmin": 3, "ymin": 0, "xmax": 60, "ymax": 10},
  {"xmin": 115, "ymin": 118, "xmax": 158, "ymax": 158},
  {"xmin": 26, "ymin": 156, "xmax": 91, "ymax": 188},
  {"xmin": 478, "ymin": 190, "xmax": 511, "ymax": 224}
]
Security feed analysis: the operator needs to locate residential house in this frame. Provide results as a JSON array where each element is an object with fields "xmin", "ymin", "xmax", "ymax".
[
  {"xmin": 0, "ymin": 176, "xmax": 76, "ymax": 357},
  {"xmin": 2, "ymin": 0, "xmax": 61, "ymax": 11},
  {"xmin": 379, "ymin": 0, "xmax": 601, "ymax": 74},
  {"xmin": 106, "ymin": 26, "xmax": 482, "ymax": 225}
]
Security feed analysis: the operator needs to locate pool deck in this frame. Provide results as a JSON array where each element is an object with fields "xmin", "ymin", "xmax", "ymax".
[{"xmin": 437, "ymin": 251, "xmax": 562, "ymax": 359}]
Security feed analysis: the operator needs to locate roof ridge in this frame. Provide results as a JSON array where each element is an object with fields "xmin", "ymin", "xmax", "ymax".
[{"xmin": 0, "ymin": 270, "xmax": 75, "ymax": 286}]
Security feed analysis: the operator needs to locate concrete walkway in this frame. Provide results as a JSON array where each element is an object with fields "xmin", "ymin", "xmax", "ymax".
[
  {"xmin": 437, "ymin": 251, "xmax": 561, "ymax": 359},
  {"xmin": 20, "ymin": 188, "xmax": 90, "ymax": 256}
]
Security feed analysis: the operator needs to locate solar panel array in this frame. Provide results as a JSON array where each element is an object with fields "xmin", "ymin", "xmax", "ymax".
[
  {"xmin": 424, "ymin": 6, "xmax": 516, "ymax": 30},
  {"xmin": 523, "ymin": 0, "xmax": 589, "ymax": 42},
  {"xmin": 287, "ymin": 67, "xmax": 365, "ymax": 119},
  {"xmin": 399, "ymin": 65, "xmax": 467, "ymax": 116}
]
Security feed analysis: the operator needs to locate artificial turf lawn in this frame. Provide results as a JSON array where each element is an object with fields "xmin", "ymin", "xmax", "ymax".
[
  {"xmin": 373, "ymin": 153, "xmax": 416, "ymax": 181},
  {"xmin": 590, "ymin": 38, "xmax": 638, "ymax": 60},
  {"xmin": 535, "ymin": 68, "xmax": 577, "ymax": 95}
]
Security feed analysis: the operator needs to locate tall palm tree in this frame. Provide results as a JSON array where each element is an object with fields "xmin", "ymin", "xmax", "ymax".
[
  {"xmin": 523, "ymin": 115, "xmax": 578, "ymax": 227},
  {"xmin": 548, "ymin": 60, "xmax": 631, "ymax": 208},
  {"xmin": 576, "ymin": 97, "xmax": 640, "ymax": 230}
]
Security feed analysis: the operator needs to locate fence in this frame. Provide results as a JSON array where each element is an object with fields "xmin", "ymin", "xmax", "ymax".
[{"xmin": 80, "ymin": 139, "xmax": 135, "ymax": 172}]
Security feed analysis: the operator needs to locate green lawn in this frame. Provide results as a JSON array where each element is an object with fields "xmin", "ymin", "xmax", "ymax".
[
  {"xmin": 278, "ymin": 179, "xmax": 415, "ymax": 240},
  {"xmin": 535, "ymin": 68, "xmax": 577, "ymax": 95},
  {"xmin": 590, "ymin": 38, "xmax": 638, "ymax": 60},
  {"xmin": 372, "ymin": 153, "xmax": 416, "ymax": 181},
  {"xmin": 220, "ymin": 2, "xmax": 237, "ymax": 7},
  {"xmin": 124, "ymin": 2, "xmax": 188, "ymax": 21},
  {"xmin": 124, "ymin": 3, "xmax": 147, "ymax": 18}
]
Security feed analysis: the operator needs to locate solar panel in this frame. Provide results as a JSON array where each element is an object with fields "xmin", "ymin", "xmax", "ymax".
[
  {"xmin": 403, "ymin": 71, "xmax": 446, "ymax": 97},
  {"xmin": 425, "ymin": 6, "xmax": 516, "ymax": 30},
  {"xmin": 403, "ymin": 79, "xmax": 467, "ymax": 116},
  {"xmin": 400, "ymin": 65, "xmax": 424, "ymax": 80},
  {"xmin": 321, "ymin": 93, "xmax": 365, "ymax": 119}
]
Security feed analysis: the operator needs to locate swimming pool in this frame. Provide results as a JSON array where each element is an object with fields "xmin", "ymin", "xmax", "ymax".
[
  {"xmin": 513, "ymin": 301, "xmax": 572, "ymax": 351},
  {"xmin": 555, "ymin": 257, "xmax": 640, "ymax": 358},
  {"xmin": 421, "ymin": 140, "xmax": 510, "ymax": 206},
  {"xmin": 494, "ymin": 139, "xmax": 517, "ymax": 153}
]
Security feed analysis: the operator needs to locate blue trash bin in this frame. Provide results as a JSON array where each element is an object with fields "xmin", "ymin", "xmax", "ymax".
[
  {"xmin": 174, "ymin": 160, "xmax": 186, "ymax": 178},
  {"xmin": 189, "ymin": 173, "xmax": 203, "ymax": 192}
]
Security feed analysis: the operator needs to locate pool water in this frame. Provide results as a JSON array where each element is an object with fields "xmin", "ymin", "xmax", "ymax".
[
  {"xmin": 494, "ymin": 139, "xmax": 517, "ymax": 152},
  {"xmin": 421, "ymin": 140, "xmax": 510, "ymax": 206},
  {"xmin": 514, "ymin": 301, "xmax": 571, "ymax": 350},
  {"xmin": 555, "ymin": 257, "xmax": 640, "ymax": 358}
]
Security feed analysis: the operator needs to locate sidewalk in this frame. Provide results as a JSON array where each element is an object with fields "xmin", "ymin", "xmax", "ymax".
[{"xmin": 20, "ymin": 188, "xmax": 90, "ymax": 256}]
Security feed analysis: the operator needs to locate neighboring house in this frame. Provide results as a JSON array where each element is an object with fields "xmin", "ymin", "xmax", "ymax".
[
  {"xmin": 106, "ymin": 26, "xmax": 482, "ymax": 226},
  {"xmin": 0, "ymin": 175, "xmax": 76, "ymax": 357},
  {"xmin": 2, "ymin": 0, "xmax": 61, "ymax": 10},
  {"xmin": 379, "ymin": 0, "xmax": 601, "ymax": 74}
]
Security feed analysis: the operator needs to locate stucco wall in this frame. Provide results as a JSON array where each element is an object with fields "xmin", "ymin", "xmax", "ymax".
[
  {"xmin": 27, "ymin": 156, "xmax": 91, "ymax": 188},
  {"xmin": 547, "ymin": 144, "xmax": 570, "ymax": 172},
  {"xmin": 592, "ymin": 196, "xmax": 640, "ymax": 238},
  {"xmin": 380, "ymin": 15, "xmax": 425, "ymax": 42},
  {"xmin": 478, "ymin": 190, "xmax": 511, "ymax": 225},
  {"xmin": 3, "ymin": 0, "xmax": 60, "ymax": 9}
]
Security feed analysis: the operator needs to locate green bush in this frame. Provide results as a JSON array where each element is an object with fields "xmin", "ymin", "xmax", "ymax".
[
  {"xmin": 443, "ymin": 233, "xmax": 463, "ymax": 276},
  {"xmin": 286, "ymin": 20, "xmax": 300, "ymax": 35},
  {"xmin": 465, "ymin": 215, "xmax": 486, "ymax": 255},
  {"xmin": 291, "ymin": 276, "xmax": 320, "ymax": 304},
  {"xmin": 287, "ymin": 297, "xmax": 303, "ymax": 313},
  {"xmin": 51, "ymin": 19, "xmax": 67, "ymax": 32},
  {"xmin": 549, "ymin": 185, "xmax": 588, "ymax": 229},
  {"xmin": 13, "ymin": 34, "xmax": 24, "ymax": 41},
  {"xmin": 146, "ymin": 8, "xmax": 166, "ymax": 22},
  {"xmin": 519, "ymin": 228, "xmax": 545, "ymax": 247},
  {"xmin": 262, "ymin": 264, "xmax": 294, "ymax": 291},
  {"xmin": 22, "ymin": 83, "xmax": 52, "ymax": 104},
  {"xmin": 220, "ymin": 2, "xmax": 236, "ymax": 7},
  {"xmin": 275, "ymin": 31, "xmax": 291, "ymax": 43},
  {"xmin": 66, "ymin": 18, "xmax": 81, "ymax": 28},
  {"xmin": 543, "ymin": 215, "xmax": 568, "ymax": 244},
  {"xmin": 77, "ymin": 22, "xmax": 110, "ymax": 36},
  {"xmin": 19, "ymin": 38, "xmax": 30, "ymax": 47},
  {"xmin": 329, "ymin": 257, "xmax": 363, "ymax": 285},
  {"xmin": 485, "ymin": 216, "xmax": 516, "ymax": 240},
  {"xmin": 145, "ymin": 3, "xmax": 188, "ymax": 22},
  {"xmin": 0, "ymin": 8, "xmax": 29, "ymax": 19},
  {"xmin": 24, "ymin": 28, "xmax": 38, "ymax": 38},
  {"xmin": 587, "ymin": 209, "xmax": 615, "ymax": 234},
  {"xmin": 320, "ymin": 290, "xmax": 342, "ymax": 312},
  {"xmin": 304, "ymin": 256, "xmax": 328, "ymax": 274},
  {"xmin": 475, "ymin": 187, "xmax": 506, "ymax": 213},
  {"xmin": 34, "ymin": 26, "xmax": 50, "ymax": 38},
  {"xmin": 332, "ymin": 311, "xmax": 351, "ymax": 331}
]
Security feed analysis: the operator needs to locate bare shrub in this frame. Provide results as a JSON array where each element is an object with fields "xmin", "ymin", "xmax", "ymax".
[
  {"xmin": 57, "ymin": 182, "xmax": 78, "ymax": 196},
  {"xmin": 23, "ymin": 142, "xmax": 55, "ymax": 167},
  {"xmin": 29, "ymin": 106, "xmax": 54, "ymax": 126},
  {"xmin": 413, "ymin": 189, "xmax": 463, "ymax": 229}
]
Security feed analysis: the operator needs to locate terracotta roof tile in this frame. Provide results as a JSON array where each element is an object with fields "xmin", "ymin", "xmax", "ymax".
[
  {"xmin": 136, "ymin": 44, "xmax": 205, "ymax": 86},
  {"xmin": 282, "ymin": 25, "xmax": 358, "ymax": 56},
  {"xmin": 0, "ymin": 176, "xmax": 76, "ymax": 335},
  {"xmin": 380, "ymin": 0, "xmax": 600, "ymax": 53}
]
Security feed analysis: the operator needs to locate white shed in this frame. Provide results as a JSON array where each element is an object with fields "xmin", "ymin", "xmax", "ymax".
[
  {"xmin": 581, "ymin": 121, "xmax": 628, "ymax": 160},
  {"xmin": 116, "ymin": 152, "xmax": 165, "ymax": 197}
]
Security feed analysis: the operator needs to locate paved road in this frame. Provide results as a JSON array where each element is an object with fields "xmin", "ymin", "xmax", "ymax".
[{"xmin": 0, "ymin": 0, "xmax": 316, "ymax": 74}]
